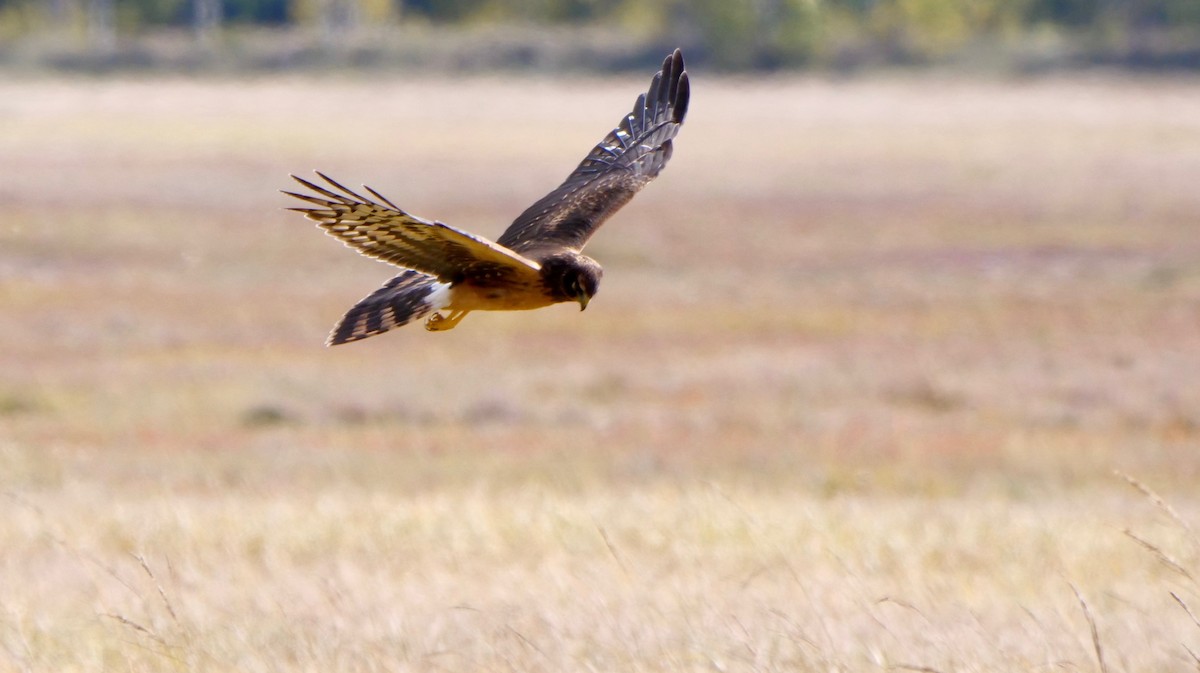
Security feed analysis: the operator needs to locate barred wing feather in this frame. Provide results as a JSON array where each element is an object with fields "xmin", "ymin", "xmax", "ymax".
[
  {"xmin": 284, "ymin": 172, "xmax": 541, "ymax": 283},
  {"xmin": 496, "ymin": 49, "xmax": 689, "ymax": 256}
]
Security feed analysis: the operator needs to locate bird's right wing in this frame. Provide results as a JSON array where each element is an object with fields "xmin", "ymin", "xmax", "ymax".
[
  {"xmin": 284, "ymin": 172, "xmax": 542, "ymax": 283},
  {"xmin": 496, "ymin": 49, "xmax": 690, "ymax": 256}
]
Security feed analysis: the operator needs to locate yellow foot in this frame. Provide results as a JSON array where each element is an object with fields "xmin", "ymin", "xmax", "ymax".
[{"xmin": 425, "ymin": 310, "xmax": 468, "ymax": 332}]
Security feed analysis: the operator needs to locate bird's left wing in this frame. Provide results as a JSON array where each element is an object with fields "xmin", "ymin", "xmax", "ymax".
[
  {"xmin": 284, "ymin": 172, "xmax": 541, "ymax": 282},
  {"xmin": 496, "ymin": 48, "xmax": 690, "ymax": 256}
]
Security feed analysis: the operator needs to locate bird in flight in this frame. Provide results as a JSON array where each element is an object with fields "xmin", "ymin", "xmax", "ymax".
[{"xmin": 284, "ymin": 49, "xmax": 689, "ymax": 345}]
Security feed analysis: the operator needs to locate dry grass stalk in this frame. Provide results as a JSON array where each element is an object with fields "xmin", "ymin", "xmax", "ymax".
[
  {"xmin": 1123, "ymin": 529, "xmax": 1195, "ymax": 583},
  {"xmin": 1070, "ymin": 582, "xmax": 1109, "ymax": 673},
  {"xmin": 595, "ymin": 524, "xmax": 630, "ymax": 578},
  {"xmin": 1174, "ymin": 592, "xmax": 1200, "ymax": 631},
  {"xmin": 1115, "ymin": 470, "xmax": 1196, "ymax": 540},
  {"xmin": 134, "ymin": 553, "xmax": 180, "ymax": 623},
  {"xmin": 889, "ymin": 664, "xmax": 947, "ymax": 673},
  {"xmin": 1183, "ymin": 644, "xmax": 1200, "ymax": 670},
  {"xmin": 102, "ymin": 613, "xmax": 177, "ymax": 657},
  {"xmin": 1117, "ymin": 473, "xmax": 1200, "ymax": 669}
]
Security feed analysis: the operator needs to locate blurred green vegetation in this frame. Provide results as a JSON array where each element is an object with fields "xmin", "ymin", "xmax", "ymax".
[{"xmin": 2, "ymin": 0, "xmax": 1199, "ymax": 71}]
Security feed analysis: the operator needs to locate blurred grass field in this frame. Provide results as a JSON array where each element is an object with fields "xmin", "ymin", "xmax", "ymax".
[{"xmin": 1, "ymin": 72, "xmax": 1199, "ymax": 671}]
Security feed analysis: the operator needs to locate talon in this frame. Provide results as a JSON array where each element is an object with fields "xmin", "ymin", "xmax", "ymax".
[{"xmin": 425, "ymin": 310, "xmax": 467, "ymax": 332}]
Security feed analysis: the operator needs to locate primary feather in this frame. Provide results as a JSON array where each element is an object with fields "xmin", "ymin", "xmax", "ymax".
[
  {"xmin": 284, "ymin": 172, "xmax": 541, "ymax": 283},
  {"xmin": 496, "ymin": 48, "xmax": 690, "ymax": 256}
]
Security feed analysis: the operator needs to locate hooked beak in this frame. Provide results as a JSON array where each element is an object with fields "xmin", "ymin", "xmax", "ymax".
[{"xmin": 576, "ymin": 292, "xmax": 591, "ymax": 311}]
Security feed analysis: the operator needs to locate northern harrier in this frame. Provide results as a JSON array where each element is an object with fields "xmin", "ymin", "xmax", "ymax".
[{"xmin": 285, "ymin": 49, "xmax": 689, "ymax": 345}]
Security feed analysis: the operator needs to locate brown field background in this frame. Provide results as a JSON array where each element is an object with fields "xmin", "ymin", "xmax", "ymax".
[{"xmin": 1, "ymin": 72, "xmax": 1199, "ymax": 671}]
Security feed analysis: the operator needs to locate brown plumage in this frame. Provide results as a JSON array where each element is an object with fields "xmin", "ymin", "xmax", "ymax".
[{"xmin": 284, "ymin": 49, "xmax": 690, "ymax": 345}]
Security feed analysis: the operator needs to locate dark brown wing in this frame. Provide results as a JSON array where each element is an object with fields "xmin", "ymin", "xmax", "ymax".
[
  {"xmin": 496, "ymin": 48, "xmax": 690, "ymax": 256},
  {"xmin": 284, "ymin": 172, "xmax": 542, "ymax": 284}
]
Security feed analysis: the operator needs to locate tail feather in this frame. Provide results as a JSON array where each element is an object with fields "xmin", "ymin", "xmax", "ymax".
[{"xmin": 328, "ymin": 270, "xmax": 446, "ymax": 345}]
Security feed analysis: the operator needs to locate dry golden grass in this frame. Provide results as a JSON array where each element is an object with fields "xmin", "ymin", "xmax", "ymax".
[{"xmin": 1, "ymin": 72, "xmax": 1199, "ymax": 671}]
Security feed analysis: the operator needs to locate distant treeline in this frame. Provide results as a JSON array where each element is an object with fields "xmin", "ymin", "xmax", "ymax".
[{"xmin": 3, "ymin": 0, "xmax": 1200, "ymax": 72}]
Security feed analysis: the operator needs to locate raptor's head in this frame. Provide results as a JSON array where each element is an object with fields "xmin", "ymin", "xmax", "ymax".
[{"xmin": 541, "ymin": 253, "xmax": 603, "ymax": 310}]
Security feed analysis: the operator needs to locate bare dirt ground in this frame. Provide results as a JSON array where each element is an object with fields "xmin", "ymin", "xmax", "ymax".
[{"xmin": 1, "ymin": 72, "xmax": 1199, "ymax": 671}]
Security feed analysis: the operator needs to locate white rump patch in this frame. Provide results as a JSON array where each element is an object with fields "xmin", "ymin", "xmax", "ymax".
[{"xmin": 426, "ymin": 282, "xmax": 452, "ymax": 311}]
